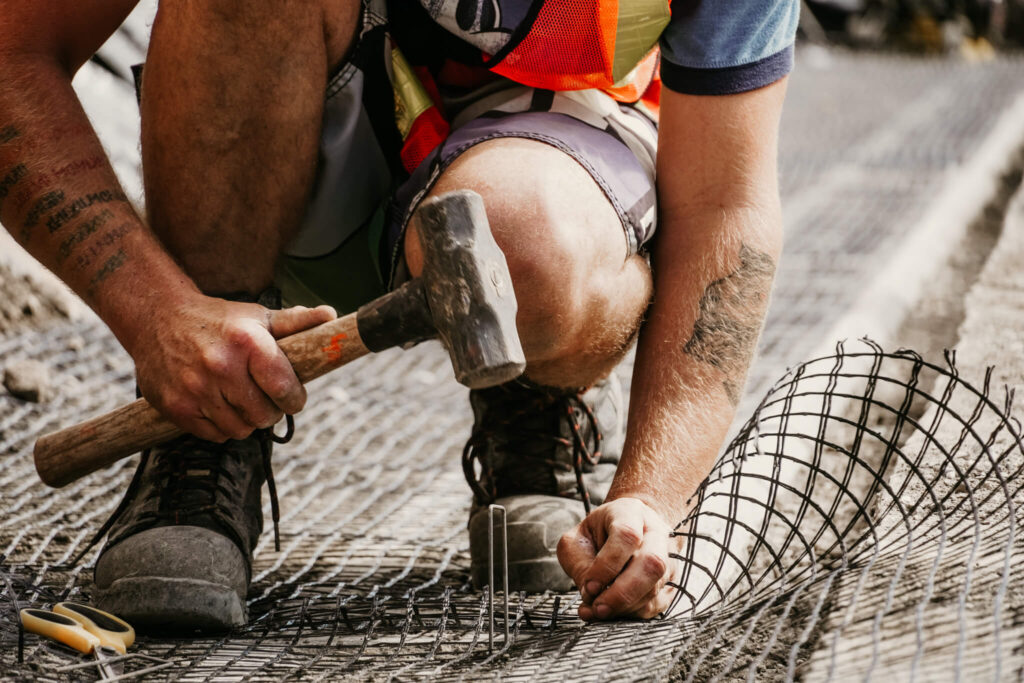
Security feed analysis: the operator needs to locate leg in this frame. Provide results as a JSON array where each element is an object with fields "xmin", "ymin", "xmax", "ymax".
[
  {"xmin": 93, "ymin": 0, "xmax": 361, "ymax": 632},
  {"xmin": 398, "ymin": 117, "xmax": 658, "ymax": 591},
  {"xmin": 404, "ymin": 138, "xmax": 653, "ymax": 388},
  {"xmin": 141, "ymin": 0, "xmax": 359, "ymax": 294}
]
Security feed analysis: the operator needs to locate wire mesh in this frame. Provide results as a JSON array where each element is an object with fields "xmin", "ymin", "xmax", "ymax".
[
  {"xmin": 2, "ymin": 337, "xmax": 1022, "ymax": 680},
  {"xmin": 663, "ymin": 340, "xmax": 1024, "ymax": 680}
]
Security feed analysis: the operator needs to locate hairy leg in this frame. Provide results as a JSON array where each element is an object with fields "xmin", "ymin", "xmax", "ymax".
[
  {"xmin": 141, "ymin": 0, "xmax": 359, "ymax": 294},
  {"xmin": 404, "ymin": 139, "xmax": 652, "ymax": 388}
]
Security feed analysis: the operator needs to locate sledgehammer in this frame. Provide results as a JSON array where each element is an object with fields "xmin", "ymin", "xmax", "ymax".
[{"xmin": 34, "ymin": 190, "xmax": 525, "ymax": 487}]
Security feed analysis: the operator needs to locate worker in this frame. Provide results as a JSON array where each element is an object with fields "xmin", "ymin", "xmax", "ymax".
[{"xmin": 0, "ymin": 0, "xmax": 798, "ymax": 630}]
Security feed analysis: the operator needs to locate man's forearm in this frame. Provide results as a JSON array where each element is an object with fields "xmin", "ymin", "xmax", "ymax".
[
  {"xmin": 605, "ymin": 81, "xmax": 788, "ymax": 527},
  {"xmin": 607, "ymin": 205, "xmax": 782, "ymax": 525},
  {"xmin": 0, "ymin": 55, "xmax": 199, "ymax": 349}
]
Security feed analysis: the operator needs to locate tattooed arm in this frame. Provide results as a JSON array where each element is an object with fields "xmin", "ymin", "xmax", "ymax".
[
  {"xmin": 0, "ymin": 1, "xmax": 197, "ymax": 326},
  {"xmin": 558, "ymin": 80, "xmax": 787, "ymax": 619},
  {"xmin": 0, "ymin": 2, "xmax": 335, "ymax": 441}
]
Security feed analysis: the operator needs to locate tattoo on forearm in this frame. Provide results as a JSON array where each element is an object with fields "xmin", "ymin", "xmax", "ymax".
[
  {"xmin": 52, "ymin": 156, "xmax": 105, "ymax": 179},
  {"xmin": 25, "ymin": 190, "xmax": 65, "ymax": 227},
  {"xmin": 20, "ymin": 190, "xmax": 66, "ymax": 241},
  {"xmin": 683, "ymin": 245, "xmax": 776, "ymax": 406},
  {"xmin": 72, "ymin": 222, "xmax": 131, "ymax": 271},
  {"xmin": 0, "ymin": 126, "xmax": 19, "ymax": 145},
  {"xmin": 46, "ymin": 189, "xmax": 127, "ymax": 233},
  {"xmin": 56, "ymin": 208, "xmax": 115, "ymax": 263},
  {"xmin": 11, "ymin": 156, "xmax": 107, "ymax": 211},
  {"xmin": 86, "ymin": 247, "xmax": 127, "ymax": 297},
  {"xmin": 0, "ymin": 164, "xmax": 27, "ymax": 209}
]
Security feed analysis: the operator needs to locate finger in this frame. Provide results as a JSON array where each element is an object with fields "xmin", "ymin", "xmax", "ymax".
[
  {"xmin": 222, "ymin": 376, "xmax": 284, "ymax": 429},
  {"xmin": 556, "ymin": 525, "xmax": 598, "ymax": 591},
  {"xmin": 246, "ymin": 326, "xmax": 307, "ymax": 414},
  {"xmin": 580, "ymin": 506, "xmax": 645, "ymax": 601},
  {"xmin": 633, "ymin": 581, "xmax": 679, "ymax": 620},
  {"xmin": 200, "ymin": 391, "xmax": 256, "ymax": 441},
  {"xmin": 158, "ymin": 398, "xmax": 231, "ymax": 443},
  {"xmin": 591, "ymin": 534, "xmax": 670, "ymax": 619},
  {"xmin": 268, "ymin": 305, "xmax": 337, "ymax": 339}
]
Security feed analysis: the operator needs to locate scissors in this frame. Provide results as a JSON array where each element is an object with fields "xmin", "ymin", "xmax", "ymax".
[{"xmin": 20, "ymin": 602, "xmax": 134, "ymax": 679}]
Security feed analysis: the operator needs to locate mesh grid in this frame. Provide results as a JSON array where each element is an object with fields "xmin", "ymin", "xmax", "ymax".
[{"xmin": 2, "ymin": 333, "xmax": 1023, "ymax": 680}]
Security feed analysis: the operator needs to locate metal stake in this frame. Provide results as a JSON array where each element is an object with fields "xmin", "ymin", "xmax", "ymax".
[{"xmin": 487, "ymin": 503, "xmax": 509, "ymax": 653}]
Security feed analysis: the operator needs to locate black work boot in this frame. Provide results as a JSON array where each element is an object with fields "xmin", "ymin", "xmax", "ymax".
[
  {"xmin": 89, "ymin": 289, "xmax": 288, "ymax": 632},
  {"xmin": 91, "ymin": 430, "xmax": 286, "ymax": 631},
  {"xmin": 463, "ymin": 376, "xmax": 624, "ymax": 592}
]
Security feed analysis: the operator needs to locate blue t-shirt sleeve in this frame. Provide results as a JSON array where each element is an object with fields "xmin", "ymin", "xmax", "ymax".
[{"xmin": 659, "ymin": 0, "xmax": 800, "ymax": 96}]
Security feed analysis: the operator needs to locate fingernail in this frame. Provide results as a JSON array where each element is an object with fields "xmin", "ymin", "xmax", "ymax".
[
  {"xmin": 586, "ymin": 581, "xmax": 602, "ymax": 597},
  {"xmin": 595, "ymin": 604, "xmax": 611, "ymax": 619}
]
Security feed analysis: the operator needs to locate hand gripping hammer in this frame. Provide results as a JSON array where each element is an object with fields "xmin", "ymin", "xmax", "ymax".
[{"xmin": 34, "ymin": 190, "xmax": 525, "ymax": 487}]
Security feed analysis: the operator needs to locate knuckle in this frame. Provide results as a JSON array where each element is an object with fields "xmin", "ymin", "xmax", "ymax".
[
  {"xmin": 614, "ymin": 580, "xmax": 643, "ymax": 603},
  {"xmin": 592, "ymin": 558, "xmax": 618, "ymax": 580},
  {"xmin": 195, "ymin": 424, "xmax": 224, "ymax": 443},
  {"xmin": 609, "ymin": 522, "xmax": 642, "ymax": 548},
  {"xmin": 181, "ymin": 370, "xmax": 205, "ymax": 396},
  {"xmin": 640, "ymin": 552, "xmax": 668, "ymax": 579},
  {"xmin": 264, "ymin": 372, "xmax": 296, "ymax": 401},
  {"xmin": 201, "ymin": 348, "xmax": 230, "ymax": 375},
  {"xmin": 225, "ymin": 320, "xmax": 255, "ymax": 347}
]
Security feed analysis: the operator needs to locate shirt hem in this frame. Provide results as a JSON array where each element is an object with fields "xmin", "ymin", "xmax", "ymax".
[{"xmin": 660, "ymin": 45, "xmax": 794, "ymax": 96}]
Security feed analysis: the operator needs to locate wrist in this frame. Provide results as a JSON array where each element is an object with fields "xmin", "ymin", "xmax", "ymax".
[
  {"xmin": 91, "ymin": 233, "xmax": 201, "ymax": 353},
  {"xmin": 604, "ymin": 486, "xmax": 689, "ymax": 529}
]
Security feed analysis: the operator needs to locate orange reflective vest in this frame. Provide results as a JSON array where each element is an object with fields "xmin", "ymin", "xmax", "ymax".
[{"xmin": 388, "ymin": 0, "xmax": 669, "ymax": 172}]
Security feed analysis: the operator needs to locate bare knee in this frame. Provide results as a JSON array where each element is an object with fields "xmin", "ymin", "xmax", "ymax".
[{"xmin": 404, "ymin": 139, "xmax": 652, "ymax": 387}]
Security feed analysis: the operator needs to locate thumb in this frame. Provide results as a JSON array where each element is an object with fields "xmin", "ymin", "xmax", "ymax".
[
  {"xmin": 557, "ymin": 525, "xmax": 598, "ymax": 591},
  {"xmin": 268, "ymin": 305, "xmax": 337, "ymax": 339}
]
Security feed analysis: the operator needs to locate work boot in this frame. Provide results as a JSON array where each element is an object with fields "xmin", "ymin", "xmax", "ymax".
[
  {"xmin": 463, "ymin": 376, "xmax": 624, "ymax": 592},
  {"xmin": 86, "ymin": 288, "xmax": 287, "ymax": 632},
  {"xmin": 89, "ymin": 425, "xmax": 287, "ymax": 632}
]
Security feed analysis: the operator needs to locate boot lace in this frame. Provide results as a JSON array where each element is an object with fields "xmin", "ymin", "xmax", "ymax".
[
  {"xmin": 462, "ymin": 386, "xmax": 604, "ymax": 514},
  {"xmin": 71, "ymin": 416, "xmax": 293, "ymax": 566}
]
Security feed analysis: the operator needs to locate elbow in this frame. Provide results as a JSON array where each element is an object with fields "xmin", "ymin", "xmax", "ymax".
[{"xmin": 0, "ymin": 24, "xmax": 84, "ymax": 83}]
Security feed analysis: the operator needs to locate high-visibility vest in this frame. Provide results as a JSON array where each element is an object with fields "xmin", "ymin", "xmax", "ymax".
[{"xmin": 388, "ymin": 0, "xmax": 670, "ymax": 172}]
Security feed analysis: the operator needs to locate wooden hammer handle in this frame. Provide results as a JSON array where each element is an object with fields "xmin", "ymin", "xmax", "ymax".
[{"xmin": 34, "ymin": 313, "xmax": 367, "ymax": 488}]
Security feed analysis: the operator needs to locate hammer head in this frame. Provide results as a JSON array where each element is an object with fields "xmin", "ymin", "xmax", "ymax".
[{"xmin": 411, "ymin": 190, "xmax": 526, "ymax": 389}]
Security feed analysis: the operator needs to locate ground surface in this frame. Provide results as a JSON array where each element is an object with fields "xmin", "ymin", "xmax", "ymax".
[{"xmin": 1, "ymin": 24, "xmax": 1024, "ymax": 681}]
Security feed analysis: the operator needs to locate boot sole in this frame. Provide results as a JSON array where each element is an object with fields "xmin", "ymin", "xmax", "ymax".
[{"xmin": 93, "ymin": 576, "xmax": 246, "ymax": 633}]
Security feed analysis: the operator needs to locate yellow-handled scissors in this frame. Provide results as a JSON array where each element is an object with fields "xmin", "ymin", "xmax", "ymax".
[{"xmin": 20, "ymin": 602, "xmax": 134, "ymax": 679}]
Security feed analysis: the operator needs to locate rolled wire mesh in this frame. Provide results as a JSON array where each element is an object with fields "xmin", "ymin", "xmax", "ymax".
[{"xmin": 664, "ymin": 340, "xmax": 1023, "ymax": 681}]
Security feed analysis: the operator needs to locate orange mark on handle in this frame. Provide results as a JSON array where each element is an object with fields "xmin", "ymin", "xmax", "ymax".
[{"xmin": 322, "ymin": 333, "xmax": 348, "ymax": 363}]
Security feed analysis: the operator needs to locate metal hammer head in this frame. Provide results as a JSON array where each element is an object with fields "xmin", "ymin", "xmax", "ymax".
[{"xmin": 411, "ymin": 190, "xmax": 526, "ymax": 389}]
